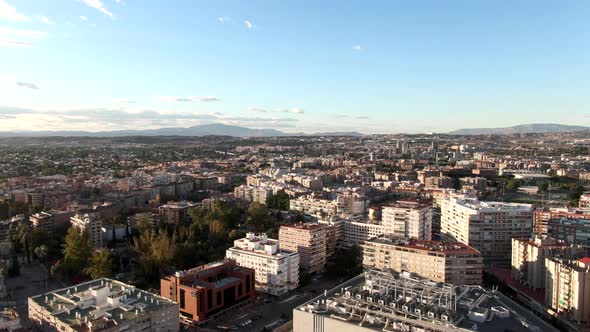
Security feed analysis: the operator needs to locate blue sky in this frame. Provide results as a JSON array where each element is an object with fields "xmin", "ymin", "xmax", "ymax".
[{"xmin": 0, "ymin": 0, "xmax": 588, "ymax": 133}]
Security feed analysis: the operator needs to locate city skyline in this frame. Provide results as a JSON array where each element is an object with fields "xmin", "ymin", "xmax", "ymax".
[{"xmin": 1, "ymin": 0, "xmax": 589, "ymax": 134}]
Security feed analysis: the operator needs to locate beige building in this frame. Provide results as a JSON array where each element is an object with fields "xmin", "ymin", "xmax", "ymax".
[
  {"xmin": 279, "ymin": 223, "xmax": 327, "ymax": 274},
  {"xmin": 545, "ymin": 257, "xmax": 590, "ymax": 325},
  {"xmin": 70, "ymin": 212, "xmax": 103, "ymax": 249},
  {"xmin": 289, "ymin": 195, "xmax": 338, "ymax": 218},
  {"xmin": 233, "ymin": 185, "xmax": 273, "ymax": 204},
  {"xmin": 226, "ymin": 233, "xmax": 299, "ymax": 296},
  {"xmin": 29, "ymin": 278, "xmax": 179, "ymax": 332},
  {"xmin": 511, "ymin": 235, "xmax": 583, "ymax": 290},
  {"xmin": 441, "ymin": 197, "xmax": 533, "ymax": 265},
  {"xmin": 362, "ymin": 235, "xmax": 483, "ymax": 285},
  {"xmin": 382, "ymin": 200, "xmax": 432, "ymax": 240}
]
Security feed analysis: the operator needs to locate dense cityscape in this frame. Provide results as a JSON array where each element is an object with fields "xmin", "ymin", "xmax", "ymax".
[{"xmin": 0, "ymin": 131, "xmax": 588, "ymax": 331}]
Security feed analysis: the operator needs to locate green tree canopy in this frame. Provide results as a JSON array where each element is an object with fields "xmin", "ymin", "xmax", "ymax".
[{"xmin": 85, "ymin": 249, "xmax": 113, "ymax": 279}]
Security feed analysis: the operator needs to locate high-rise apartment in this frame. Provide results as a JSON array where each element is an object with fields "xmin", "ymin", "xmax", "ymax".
[{"xmin": 279, "ymin": 223, "xmax": 327, "ymax": 274}]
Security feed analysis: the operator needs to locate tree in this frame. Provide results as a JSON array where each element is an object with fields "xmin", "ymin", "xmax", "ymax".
[
  {"xmin": 266, "ymin": 191, "xmax": 290, "ymax": 210},
  {"xmin": 85, "ymin": 249, "xmax": 113, "ymax": 279},
  {"xmin": 208, "ymin": 219, "xmax": 226, "ymax": 240},
  {"xmin": 130, "ymin": 229, "xmax": 176, "ymax": 288},
  {"xmin": 34, "ymin": 245, "xmax": 48, "ymax": 264},
  {"xmin": 326, "ymin": 245, "xmax": 363, "ymax": 278},
  {"xmin": 62, "ymin": 227, "xmax": 92, "ymax": 276},
  {"xmin": 245, "ymin": 203, "xmax": 270, "ymax": 233},
  {"xmin": 538, "ymin": 182, "xmax": 549, "ymax": 193},
  {"xmin": 505, "ymin": 179, "xmax": 521, "ymax": 192}
]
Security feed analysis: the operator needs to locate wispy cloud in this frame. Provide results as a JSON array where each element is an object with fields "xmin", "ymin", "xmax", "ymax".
[
  {"xmin": 0, "ymin": 0, "xmax": 31, "ymax": 22},
  {"xmin": 156, "ymin": 96, "xmax": 220, "ymax": 102},
  {"xmin": 218, "ymin": 16, "xmax": 230, "ymax": 24},
  {"xmin": 81, "ymin": 0, "xmax": 113, "ymax": 18},
  {"xmin": 16, "ymin": 81, "xmax": 39, "ymax": 89},
  {"xmin": 79, "ymin": 15, "xmax": 88, "ymax": 21},
  {"xmin": 277, "ymin": 108, "xmax": 305, "ymax": 114},
  {"xmin": 352, "ymin": 45, "xmax": 363, "ymax": 51},
  {"xmin": 0, "ymin": 40, "xmax": 32, "ymax": 48},
  {"xmin": 248, "ymin": 107, "xmax": 267, "ymax": 113},
  {"xmin": 0, "ymin": 27, "xmax": 47, "ymax": 48},
  {"xmin": 244, "ymin": 20, "xmax": 253, "ymax": 29},
  {"xmin": 40, "ymin": 15, "xmax": 53, "ymax": 24}
]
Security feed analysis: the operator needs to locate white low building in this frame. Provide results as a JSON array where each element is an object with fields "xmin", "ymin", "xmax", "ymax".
[{"xmin": 226, "ymin": 233, "xmax": 299, "ymax": 296}]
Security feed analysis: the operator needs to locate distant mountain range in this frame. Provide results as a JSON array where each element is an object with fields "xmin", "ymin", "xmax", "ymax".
[
  {"xmin": 448, "ymin": 123, "xmax": 590, "ymax": 135},
  {"xmin": 0, "ymin": 123, "xmax": 364, "ymax": 138}
]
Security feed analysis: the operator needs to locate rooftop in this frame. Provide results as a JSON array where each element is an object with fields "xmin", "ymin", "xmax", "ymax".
[
  {"xmin": 29, "ymin": 278, "xmax": 176, "ymax": 328},
  {"xmin": 296, "ymin": 270, "xmax": 558, "ymax": 332},
  {"xmin": 364, "ymin": 235, "xmax": 481, "ymax": 255}
]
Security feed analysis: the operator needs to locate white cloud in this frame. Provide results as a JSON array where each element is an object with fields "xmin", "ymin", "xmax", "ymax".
[
  {"xmin": 244, "ymin": 20, "xmax": 253, "ymax": 29},
  {"xmin": 291, "ymin": 107, "xmax": 304, "ymax": 114},
  {"xmin": 16, "ymin": 81, "xmax": 39, "ymax": 89},
  {"xmin": 353, "ymin": 45, "xmax": 363, "ymax": 51},
  {"xmin": 79, "ymin": 15, "xmax": 88, "ymax": 21},
  {"xmin": 0, "ymin": 0, "xmax": 31, "ymax": 22},
  {"xmin": 0, "ymin": 40, "xmax": 32, "ymax": 48},
  {"xmin": 218, "ymin": 16, "xmax": 230, "ymax": 24},
  {"xmin": 81, "ymin": 0, "xmax": 113, "ymax": 18},
  {"xmin": 40, "ymin": 15, "xmax": 53, "ymax": 24},
  {"xmin": 156, "ymin": 96, "xmax": 220, "ymax": 102},
  {"xmin": 276, "ymin": 107, "xmax": 305, "ymax": 114},
  {"xmin": 0, "ymin": 27, "xmax": 47, "ymax": 48},
  {"xmin": 248, "ymin": 107, "xmax": 267, "ymax": 113}
]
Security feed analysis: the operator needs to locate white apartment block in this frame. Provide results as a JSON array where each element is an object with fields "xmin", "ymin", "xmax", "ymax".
[
  {"xmin": 70, "ymin": 212, "xmax": 103, "ymax": 249},
  {"xmin": 226, "ymin": 233, "xmax": 299, "ymax": 296},
  {"xmin": 545, "ymin": 257, "xmax": 590, "ymax": 324},
  {"xmin": 382, "ymin": 200, "xmax": 432, "ymax": 240},
  {"xmin": 511, "ymin": 235, "xmax": 583, "ymax": 290},
  {"xmin": 28, "ymin": 278, "xmax": 179, "ymax": 332},
  {"xmin": 441, "ymin": 197, "xmax": 533, "ymax": 265}
]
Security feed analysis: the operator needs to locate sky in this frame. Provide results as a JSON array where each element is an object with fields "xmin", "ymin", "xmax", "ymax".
[{"xmin": 0, "ymin": 0, "xmax": 589, "ymax": 134}]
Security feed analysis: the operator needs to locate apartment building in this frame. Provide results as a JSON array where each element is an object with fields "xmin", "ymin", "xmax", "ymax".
[
  {"xmin": 160, "ymin": 261, "xmax": 255, "ymax": 326},
  {"xmin": 511, "ymin": 235, "xmax": 583, "ymax": 290},
  {"xmin": 534, "ymin": 207, "xmax": 590, "ymax": 246},
  {"xmin": 362, "ymin": 235, "xmax": 483, "ymax": 285},
  {"xmin": 335, "ymin": 191, "xmax": 368, "ymax": 216},
  {"xmin": 441, "ymin": 197, "xmax": 533, "ymax": 265},
  {"xmin": 382, "ymin": 200, "xmax": 432, "ymax": 240},
  {"xmin": 290, "ymin": 195, "xmax": 337, "ymax": 218},
  {"xmin": 279, "ymin": 223, "xmax": 327, "ymax": 274},
  {"xmin": 225, "ymin": 233, "xmax": 299, "ymax": 296},
  {"xmin": 29, "ymin": 278, "xmax": 179, "ymax": 332},
  {"xmin": 545, "ymin": 257, "xmax": 590, "ymax": 324},
  {"xmin": 158, "ymin": 201, "xmax": 199, "ymax": 224},
  {"xmin": 30, "ymin": 210, "xmax": 73, "ymax": 231},
  {"xmin": 579, "ymin": 193, "xmax": 590, "ymax": 209},
  {"xmin": 233, "ymin": 185, "xmax": 273, "ymax": 205},
  {"xmin": 70, "ymin": 212, "xmax": 103, "ymax": 249}
]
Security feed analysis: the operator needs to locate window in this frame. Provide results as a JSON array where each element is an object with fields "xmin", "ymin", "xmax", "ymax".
[{"xmin": 179, "ymin": 289, "xmax": 185, "ymax": 309}]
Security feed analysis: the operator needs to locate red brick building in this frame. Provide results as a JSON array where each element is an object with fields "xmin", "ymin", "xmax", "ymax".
[{"xmin": 160, "ymin": 260, "xmax": 255, "ymax": 326}]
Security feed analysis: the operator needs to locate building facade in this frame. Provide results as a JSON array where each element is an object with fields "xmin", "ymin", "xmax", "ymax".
[
  {"xmin": 441, "ymin": 197, "xmax": 533, "ymax": 266},
  {"xmin": 70, "ymin": 212, "xmax": 103, "ymax": 249},
  {"xmin": 382, "ymin": 200, "xmax": 432, "ymax": 240},
  {"xmin": 160, "ymin": 261, "xmax": 255, "ymax": 326},
  {"xmin": 279, "ymin": 223, "xmax": 327, "ymax": 274},
  {"xmin": 511, "ymin": 235, "xmax": 583, "ymax": 290},
  {"xmin": 225, "ymin": 233, "xmax": 299, "ymax": 296},
  {"xmin": 362, "ymin": 235, "xmax": 483, "ymax": 285},
  {"xmin": 545, "ymin": 257, "xmax": 590, "ymax": 325}
]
